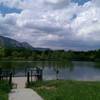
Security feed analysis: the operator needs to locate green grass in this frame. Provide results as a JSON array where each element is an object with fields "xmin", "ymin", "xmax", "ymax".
[
  {"xmin": 28, "ymin": 80, "xmax": 100, "ymax": 100},
  {"xmin": 0, "ymin": 80, "xmax": 11, "ymax": 100}
]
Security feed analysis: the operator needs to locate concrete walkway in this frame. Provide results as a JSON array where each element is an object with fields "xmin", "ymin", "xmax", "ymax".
[
  {"xmin": 9, "ymin": 77, "xmax": 43, "ymax": 100},
  {"xmin": 9, "ymin": 89, "xmax": 43, "ymax": 100},
  {"xmin": 12, "ymin": 77, "xmax": 36, "ymax": 89},
  {"xmin": 12, "ymin": 77, "xmax": 27, "ymax": 88}
]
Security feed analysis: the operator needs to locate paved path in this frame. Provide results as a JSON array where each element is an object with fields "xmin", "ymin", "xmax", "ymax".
[
  {"xmin": 9, "ymin": 89, "xmax": 43, "ymax": 100},
  {"xmin": 12, "ymin": 77, "xmax": 36, "ymax": 88},
  {"xmin": 12, "ymin": 77, "xmax": 27, "ymax": 88},
  {"xmin": 9, "ymin": 77, "xmax": 43, "ymax": 100}
]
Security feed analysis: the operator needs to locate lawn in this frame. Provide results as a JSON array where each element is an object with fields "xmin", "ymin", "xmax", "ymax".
[
  {"xmin": 28, "ymin": 80, "xmax": 100, "ymax": 100},
  {"xmin": 0, "ymin": 80, "xmax": 11, "ymax": 100}
]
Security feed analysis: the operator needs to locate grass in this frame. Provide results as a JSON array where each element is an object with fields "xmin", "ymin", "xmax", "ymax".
[
  {"xmin": 0, "ymin": 80, "xmax": 11, "ymax": 100},
  {"xmin": 28, "ymin": 80, "xmax": 100, "ymax": 100}
]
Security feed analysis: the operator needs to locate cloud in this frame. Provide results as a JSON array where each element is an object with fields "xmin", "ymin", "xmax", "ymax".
[
  {"xmin": 44, "ymin": 0, "xmax": 71, "ymax": 9},
  {"xmin": 0, "ymin": 0, "xmax": 100, "ymax": 50},
  {"xmin": 71, "ymin": 3, "xmax": 100, "ymax": 42},
  {"xmin": 92, "ymin": 0, "xmax": 100, "ymax": 7}
]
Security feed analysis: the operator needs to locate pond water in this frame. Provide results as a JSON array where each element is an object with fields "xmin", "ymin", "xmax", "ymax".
[{"xmin": 0, "ymin": 61, "xmax": 100, "ymax": 81}]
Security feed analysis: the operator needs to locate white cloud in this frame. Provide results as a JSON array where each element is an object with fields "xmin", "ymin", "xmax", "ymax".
[
  {"xmin": 71, "ymin": 5, "xmax": 100, "ymax": 42},
  {"xmin": 92, "ymin": 0, "xmax": 100, "ymax": 7},
  {"xmin": 0, "ymin": 0, "xmax": 100, "ymax": 50}
]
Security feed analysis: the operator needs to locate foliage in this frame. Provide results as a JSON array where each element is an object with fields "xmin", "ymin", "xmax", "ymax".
[
  {"xmin": 0, "ymin": 47, "xmax": 100, "ymax": 61},
  {"xmin": 0, "ymin": 80, "xmax": 11, "ymax": 100},
  {"xmin": 0, "ymin": 81, "xmax": 11, "ymax": 93}
]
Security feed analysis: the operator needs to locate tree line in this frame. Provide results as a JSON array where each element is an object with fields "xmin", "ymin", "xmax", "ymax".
[{"xmin": 0, "ymin": 47, "xmax": 100, "ymax": 61}]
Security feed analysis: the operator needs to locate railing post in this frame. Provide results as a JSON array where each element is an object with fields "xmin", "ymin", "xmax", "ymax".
[
  {"xmin": 27, "ymin": 72, "xmax": 30, "ymax": 85},
  {"xmin": 56, "ymin": 70, "xmax": 59, "ymax": 80},
  {"xmin": 37, "ymin": 69, "xmax": 43, "ymax": 81},
  {"xmin": 0, "ymin": 74, "xmax": 1, "ymax": 80},
  {"xmin": 9, "ymin": 72, "xmax": 12, "ymax": 85},
  {"xmin": 39, "ymin": 69, "xmax": 43, "ymax": 80},
  {"xmin": 0, "ymin": 68, "xmax": 2, "ymax": 80}
]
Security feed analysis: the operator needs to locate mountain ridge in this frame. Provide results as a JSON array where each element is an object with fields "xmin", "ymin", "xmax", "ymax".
[{"xmin": 0, "ymin": 36, "xmax": 50, "ymax": 51}]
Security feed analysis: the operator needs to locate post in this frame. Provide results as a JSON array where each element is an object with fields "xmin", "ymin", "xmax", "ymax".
[
  {"xmin": 27, "ymin": 72, "xmax": 30, "ymax": 85},
  {"xmin": 0, "ymin": 74, "xmax": 1, "ymax": 80},
  {"xmin": 39, "ymin": 69, "xmax": 43, "ymax": 80},
  {"xmin": 0, "ymin": 74, "xmax": 2, "ymax": 80},
  {"xmin": 56, "ymin": 70, "xmax": 59, "ymax": 80},
  {"xmin": 37, "ymin": 69, "xmax": 43, "ymax": 81},
  {"xmin": 0, "ymin": 68, "xmax": 2, "ymax": 80},
  {"xmin": 9, "ymin": 72, "xmax": 12, "ymax": 85}
]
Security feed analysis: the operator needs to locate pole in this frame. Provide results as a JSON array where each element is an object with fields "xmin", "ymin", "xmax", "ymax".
[
  {"xmin": 0, "ymin": 68, "xmax": 2, "ymax": 80},
  {"xmin": 9, "ymin": 72, "xmax": 12, "ymax": 85},
  {"xmin": 27, "ymin": 72, "xmax": 30, "ymax": 85}
]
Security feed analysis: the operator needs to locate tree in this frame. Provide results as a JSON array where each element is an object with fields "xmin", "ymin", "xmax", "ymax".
[{"xmin": 0, "ymin": 47, "xmax": 5, "ymax": 58}]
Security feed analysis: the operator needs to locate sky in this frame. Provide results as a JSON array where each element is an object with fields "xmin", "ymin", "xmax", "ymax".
[{"xmin": 0, "ymin": 0, "xmax": 100, "ymax": 50}]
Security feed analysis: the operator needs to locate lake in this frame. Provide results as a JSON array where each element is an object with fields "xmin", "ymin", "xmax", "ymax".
[{"xmin": 0, "ymin": 61, "xmax": 100, "ymax": 81}]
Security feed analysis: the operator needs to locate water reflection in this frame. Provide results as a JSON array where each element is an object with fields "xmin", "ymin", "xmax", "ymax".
[
  {"xmin": 0, "ymin": 60, "xmax": 73, "ymax": 69},
  {"xmin": 0, "ymin": 60, "xmax": 100, "ymax": 81}
]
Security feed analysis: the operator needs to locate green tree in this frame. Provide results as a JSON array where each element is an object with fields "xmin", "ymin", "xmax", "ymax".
[{"xmin": 0, "ymin": 47, "xmax": 5, "ymax": 58}]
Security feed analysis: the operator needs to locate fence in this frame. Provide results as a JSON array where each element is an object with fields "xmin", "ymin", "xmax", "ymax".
[
  {"xmin": 0, "ymin": 67, "xmax": 43, "ymax": 86},
  {"xmin": 27, "ymin": 68, "xmax": 43, "ymax": 85},
  {"xmin": 0, "ymin": 69, "xmax": 13, "ymax": 86}
]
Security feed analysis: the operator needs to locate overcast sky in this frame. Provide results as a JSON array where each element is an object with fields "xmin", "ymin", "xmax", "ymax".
[{"xmin": 0, "ymin": 0, "xmax": 100, "ymax": 50}]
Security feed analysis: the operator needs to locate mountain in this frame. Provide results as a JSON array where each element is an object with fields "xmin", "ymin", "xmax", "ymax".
[
  {"xmin": 0, "ymin": 36, "xmax": 33, "ymax": 49},
  {"xmin": 0, "ymin": 36, "xmax": 50, "ymax": 51},
  {"xmin": 21, "ymin": 42, "xmax": 33, "ymax": 49}
]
